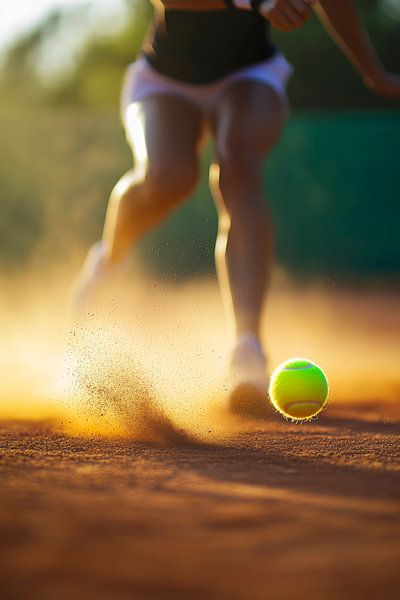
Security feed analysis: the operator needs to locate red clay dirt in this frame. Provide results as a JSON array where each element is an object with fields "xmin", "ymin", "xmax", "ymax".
[{"xmin": 0, "ymin": 401, "xmax": 399, "ymax": 600}]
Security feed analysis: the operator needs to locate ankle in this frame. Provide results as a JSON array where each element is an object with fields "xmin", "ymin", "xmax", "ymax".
[{"xmin": 235, "ymin": 332, "xmax": 263, "ymax": 351}]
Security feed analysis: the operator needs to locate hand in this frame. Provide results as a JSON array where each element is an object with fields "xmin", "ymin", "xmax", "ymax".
[
  {"xmin": 259, "ymin": 0, "xmax": 316, "ymax": 32},
  {"xmin": 365, "ymin": 71, "xmax": 400, "ymax": 100}
]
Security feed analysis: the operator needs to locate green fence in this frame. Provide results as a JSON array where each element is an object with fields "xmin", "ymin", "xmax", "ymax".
[{"xmin": 140, "ymin": 111, "xmax": 400, "ymax": 279}]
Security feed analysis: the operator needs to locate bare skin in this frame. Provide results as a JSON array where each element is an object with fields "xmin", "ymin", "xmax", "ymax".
[
  {"xmin": 77, "ymin": 0, "xmax": 400, "ymax": 355},
  {"xmin": 103, "ymin": 82, "xmax": 283, "ymax": 339},
  {"xmin": 210, "ymin": 83, "xmax": 285, "ymax": 337},
  {"xmin": 317, "ymin": 0, "xmax": 400, "ymax": 98},
  {"xmin": 99, "ymin": 0, "xmax": 400, "ymax": 337},
  {"xmin": 103, "ymin": 97, "xmax": 204, "ymax": 264}
]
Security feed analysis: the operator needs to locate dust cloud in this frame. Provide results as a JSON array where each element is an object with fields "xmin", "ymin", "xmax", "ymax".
[{"xmin": 0, "ymin": 264, "xmax": 399, "ymax": 441}]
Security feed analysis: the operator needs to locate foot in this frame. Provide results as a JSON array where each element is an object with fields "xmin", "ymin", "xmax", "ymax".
[
  {"xmin": 70, "ymin": 240, "xmax": 111, "ymax": 313},
  {"xmin": 225, "ymin": 333, "xmax": 272, "ymax": 419}
]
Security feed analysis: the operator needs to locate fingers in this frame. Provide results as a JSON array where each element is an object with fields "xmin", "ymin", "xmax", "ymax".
[
  {"xmin": 281, "ymin": 0, "xmax": 310, "ymax": 27},
  {"xmin": 290, "ymin": 0, "xmax": 313, "ymax": 17},
  {"xmin": 260, "ymin": 0, "xmax": 315, "ymax": 32},
  {"xmin": 366, "ymin": 73, "xmax": 400, "ymax": 99}
]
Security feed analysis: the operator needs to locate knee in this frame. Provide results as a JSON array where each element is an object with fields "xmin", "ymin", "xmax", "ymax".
[
  {"xmin": 145, "ymin": 159, "xmax": 199, "ymax": 205},
  {"xmin": 116, "ymin": 159, "xmax": 199, "ymax": 214},
  {"xmin": 217, "ymin": 122, "xmax": 281, "ymax": 186}
]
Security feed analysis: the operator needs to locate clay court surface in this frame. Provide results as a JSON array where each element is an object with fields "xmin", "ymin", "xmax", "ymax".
[
  {"xmin": 1, "ymin": 399, "xmax": 399, "ymax": 600},
  {"xmin": 1, "ymin": 280, "xmax": 399, "ymax": 599}
]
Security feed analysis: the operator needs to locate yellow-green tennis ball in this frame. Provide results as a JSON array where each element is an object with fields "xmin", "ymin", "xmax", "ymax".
[{"xmin": 269, "ymin": 358, "xmax": 329, "ymax": 420}]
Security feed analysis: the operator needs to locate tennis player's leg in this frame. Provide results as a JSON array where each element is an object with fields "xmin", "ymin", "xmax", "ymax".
[
  {"xmin": 73, "ymin": 96, "xmax": 204, "ymax": 308},
  {"xmin": 104, "ymin": 97, "xmax": 204, "ymax": 263},
  {"xmin": 209, "ymin": 81, "xmax": 286, "ymax": 413}
]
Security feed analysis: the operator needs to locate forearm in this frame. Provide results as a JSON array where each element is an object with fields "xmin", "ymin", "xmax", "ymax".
[{"xmin": 316, "ymin": 0, "xmax": 384, "ymax": 85}]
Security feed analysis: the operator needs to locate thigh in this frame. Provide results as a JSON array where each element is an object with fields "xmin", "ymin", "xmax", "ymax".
[
  {"xmin": 124, "ymin": 96, "xmax": 206, "ymax": 167},
  {"xmin": 211, "ymin": 81, "xmax": 287, "ymax": 163}
]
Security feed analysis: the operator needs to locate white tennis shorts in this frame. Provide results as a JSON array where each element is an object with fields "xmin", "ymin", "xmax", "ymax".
[{"xmin": 121, "ymin": 52, "xmax": 293, "ymax": 121}]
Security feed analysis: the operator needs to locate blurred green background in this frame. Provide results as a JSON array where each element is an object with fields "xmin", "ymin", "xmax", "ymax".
[{"xmin": 0, "ymin": 0, "xmax": 399, "ymax": 279}]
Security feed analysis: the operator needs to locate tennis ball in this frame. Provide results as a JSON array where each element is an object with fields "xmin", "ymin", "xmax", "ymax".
[{"xmin": 269, "ymin": 358, "xmax": 328, "ymax": 420}]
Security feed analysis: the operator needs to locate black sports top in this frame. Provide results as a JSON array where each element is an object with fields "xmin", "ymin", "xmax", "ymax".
[{"xmin": 143, "ymin": 9, "xmax": 275, "ymax": 85}]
